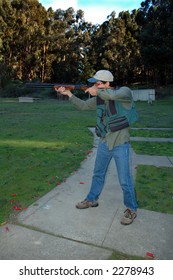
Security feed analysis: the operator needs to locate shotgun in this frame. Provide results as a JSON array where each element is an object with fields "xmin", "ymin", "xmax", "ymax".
[{"xmin": 25, "ymin": 82, "xmax": 88, "ymax": 92}]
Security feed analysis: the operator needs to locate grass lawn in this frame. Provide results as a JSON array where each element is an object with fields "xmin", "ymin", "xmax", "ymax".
[
  {"xmin": 131, "ymin": 99, "xmax": 173, "ymax": 155},
  {"xmin": 131, "ymin": 100, "xmax": 173, "ymax": 215},
  {"xmin": 131, "ymin": 141, "xmax": 173, "ymax": 156},
  {"xmin": 133, "ymin": 100, "xmax": 173, "ymax": 128},
  {"xmin": 135, "ymin": 165, "xmax": 173, "ymax": 214},
  {"xmin": 0, "ymin": 100, "xmax": 96, "ymax": 224}
]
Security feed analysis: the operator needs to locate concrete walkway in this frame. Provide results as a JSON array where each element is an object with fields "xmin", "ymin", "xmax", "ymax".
[
  {"xmin": 0, "ymin": 129, "xmax": 173, "ymax": 260},
  {"xmin": 130, "ymin": 136, "xmax": 173, "ymax": 143},
  {"xmin": 130, "ymin": 135, "xmax": 173, "ymax": 167}
]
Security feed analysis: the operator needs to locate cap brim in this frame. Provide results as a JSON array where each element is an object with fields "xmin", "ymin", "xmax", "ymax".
[{"xmin": 87, "ymin": 77, "xmax": 99, "ymax": 83}]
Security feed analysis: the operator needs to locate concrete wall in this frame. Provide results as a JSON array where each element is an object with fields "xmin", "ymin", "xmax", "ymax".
[{"xmin": 131, "ymin": 89, "xmax": 155, "ymax": 101}]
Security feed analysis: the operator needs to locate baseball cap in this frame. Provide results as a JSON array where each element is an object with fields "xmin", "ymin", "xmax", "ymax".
[{"xmin": 88, "ymin": 70, "xmax": 114, "ymax": 83}]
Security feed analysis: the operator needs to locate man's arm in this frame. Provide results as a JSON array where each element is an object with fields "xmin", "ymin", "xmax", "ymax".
[
  {"xmin": 55, "ymin": 87, "xmax": 96, "ymax": 110},
  {"xmin": 70, "ymin": 94, "xmax": 96, "ymax": 110},
  {"xmin": 97, "ymin": 87, "xmax": 132, "ymax": 102}
]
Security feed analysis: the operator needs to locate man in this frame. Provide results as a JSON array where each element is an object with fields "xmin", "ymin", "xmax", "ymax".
[{"xmin": 56, "ymin": 70, "xmax": 138, "ymax": 225}]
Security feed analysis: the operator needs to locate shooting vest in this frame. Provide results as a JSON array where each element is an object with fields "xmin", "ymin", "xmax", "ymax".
[{"xmin": 95, "ymin": 96, "xmax": 138, "ymax": 138}]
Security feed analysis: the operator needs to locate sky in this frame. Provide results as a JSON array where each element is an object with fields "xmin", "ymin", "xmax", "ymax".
[{"xmin": 39, "ymin": 0, "xmax": 143, "ymax": 24}]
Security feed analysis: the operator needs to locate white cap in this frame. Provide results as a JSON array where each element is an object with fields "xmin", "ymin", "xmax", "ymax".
[{"xmin": 88, "ymin": 70, "xmax": 114, "ymax": 83}]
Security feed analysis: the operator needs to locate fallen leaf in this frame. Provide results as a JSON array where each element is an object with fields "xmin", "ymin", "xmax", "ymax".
[
  {"xmin": 80, "ymin": 182, "xmax": 85, "ymax": 184},
  {"xmin": 86, "ymin": 150, "xmax": 92, "ymax": 155},
  {"xmin": 146, "ymin": 252, "xmax": 155, "ymax": 258},
  {"xmin": 5, "ymin": 226, "xmax": 9, "ymax": 232},
  {"xmin": 13, "ymin": 205, "xmax": 22, "ymax": 211},
  {"xmin": 11, "ymin": 193, "xmax": 17, "ymax": 197}
]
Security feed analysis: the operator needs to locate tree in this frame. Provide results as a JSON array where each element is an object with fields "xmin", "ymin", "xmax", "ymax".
[
  {"xmin": 137, "ymin": 0, "xmax": 173, "ymax": 85},
  {"xmin": 1, "ymin": 0, "xmax": 172, "ymax": 87},
  {"xmin": 50, "ymin": 7, "xmax": 94, "ymax": 83},
  {"xmin": 88, "ymin": 10, "xmax": 142, "ymax": 84},
  {"xmin": 0, "ymin": 0, "xmax": 16, "ymax": 67},
  {"xmin": 11, "ymin": 0, "xmax": 48, "ymax": 80},
  {"xmin": 0, "ymin": 0, "xmax": 49, "ymax": 81}
]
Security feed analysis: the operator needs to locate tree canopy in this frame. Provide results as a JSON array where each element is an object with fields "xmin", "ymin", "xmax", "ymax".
[{"xmin": 0, "ymin": 0, "xmax": 172, "ymax": 86}]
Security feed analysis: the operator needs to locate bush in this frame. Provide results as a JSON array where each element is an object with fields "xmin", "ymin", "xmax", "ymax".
[
  {"xmin": 0, "ymin": 83, "xmax": 30, "ymax": 97},
  {"xmin": 0, "ymin": 82, "xmax": 55, "ymax": 99}
]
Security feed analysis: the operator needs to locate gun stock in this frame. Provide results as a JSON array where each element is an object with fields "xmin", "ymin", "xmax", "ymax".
[{"xmin": 54, "ymin": 85, "xmax": 89, "ymax": 92}]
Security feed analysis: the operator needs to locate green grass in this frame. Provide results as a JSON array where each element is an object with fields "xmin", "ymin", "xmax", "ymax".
[
  {"xmin": 0, "ymin": 100, "xmax": 96, "ymax": 223},
  {"xmin": 135, "ymin": 165, "xmax": 173, "ymax": 214},
  {"xmin": 131, "ymin": 100, "xmax": 173, "ymax": 155},
  {"xmin": 131, "ymin": 101, "xmax": 173, "ymax": 215},
  {"xmin": 130, "ymin": 129, "xmax": 173, "ymax": 138},
  {"xmin": 133, "ymin": 100, "xmax": 173, "ymax": 128},
  {"xmin": 131, "ymin": 141, "xmax": 173, "ymax": 156}
]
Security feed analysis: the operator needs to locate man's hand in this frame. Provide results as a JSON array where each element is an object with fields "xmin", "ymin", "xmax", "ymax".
[
  {"xmin": 55, "ymin": 86, "xmax": 72, "ymax": 98},
  {"xmin": 85, "ymin": 81, "xmax": 111, "ymax": 96},
  {"xmin": 85, "ymin": 85, "xmax": 98, "ymax": 96}
]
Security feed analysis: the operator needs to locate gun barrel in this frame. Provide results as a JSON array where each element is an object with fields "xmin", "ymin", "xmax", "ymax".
[{"xmin": 25, "ymin": 83, "xmax": 88, "ymax": 91}]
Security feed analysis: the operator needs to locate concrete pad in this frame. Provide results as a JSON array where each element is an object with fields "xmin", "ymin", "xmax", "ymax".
[
  {"xmin": 130, "ymin": 137, "xmax": 173, "ymax": 142},
  {"xmin": 168, "ymin": 157, "xmax": 173, "ymax": 165},
  {"xmin": 134, "ymin": 154, "xmax": 173, "ymax": 167},
  {"xmin": 0, "ymin": 224, "xmax": 111, "ymax": 260},
  {"xmin": 18, "ymin": 97, "xmax": 40, "ymax": 103},
  {"xmin": 131, "ymin": 128, "xmax": 173, "ymax": 131},
  {"xmin": 103, "ymin": 209, "xmax": 173, "ymax": 260},
  {"xmin": 18, "ymin": 158, "xmax": 124, "ymax": 246}
]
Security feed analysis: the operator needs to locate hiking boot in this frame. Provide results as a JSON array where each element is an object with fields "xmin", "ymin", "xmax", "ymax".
[
  {"xmin": 121, "ymin": 208, "xmax": 137, "ymax": 225},
  {"xmin": 76, "ymin": 199, "xmax": 99, "ymax": 209}
]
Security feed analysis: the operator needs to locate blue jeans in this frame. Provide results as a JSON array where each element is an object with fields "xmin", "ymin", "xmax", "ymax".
[{"xmin": 86, "ymin": 140, "xmax": 138, "ymax": 211}]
